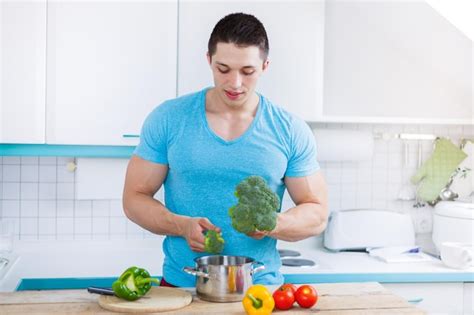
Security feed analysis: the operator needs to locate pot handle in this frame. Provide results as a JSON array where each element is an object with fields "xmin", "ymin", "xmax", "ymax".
[
  {"xmin": 251, "ymin": 261, "xmax": 265, "ymax": 274},
  {"xmin": 183, "ymin": 266, "xmax": 210, "ymax": 278}
]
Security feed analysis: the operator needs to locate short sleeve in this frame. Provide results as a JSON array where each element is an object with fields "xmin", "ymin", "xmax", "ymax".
[
  {"xmin": 285, "ymin": 118, "xmax": 320, "ymax": 177},
  {"xmin": 133, "ymin": 104, "xmax": 169, "ymax": 165}
]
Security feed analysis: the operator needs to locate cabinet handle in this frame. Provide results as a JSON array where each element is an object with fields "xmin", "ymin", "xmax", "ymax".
[
  {"xmin": 122, "ymin": 134, "xmax": 140, "ymax": 138},
  {"xmin": 407, "ymin": 298, "xmax": 423, "ymax": 304}
]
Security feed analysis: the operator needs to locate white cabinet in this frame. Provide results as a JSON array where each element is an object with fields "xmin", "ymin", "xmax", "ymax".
[
  {"xmin": 321, "ymin": 1, "xmax": 472, "ymax": 124},
  {"xmin": 465, "ymin": 283, "xmax": 473, "ymax": 315},
  {"xmin": 46, "ymin": 1, "xmax": 177, "ymax": 145},
  {"xmin": 384, "ymin": 283, "xmax": 465, "ymax": 314},
  {"xmin": 0, "ymin": 1, "xmax": 46, "ymax": 143},
  {"xmin": 178, "ymin": 1, "xmax": 324, "ymax": 121}
]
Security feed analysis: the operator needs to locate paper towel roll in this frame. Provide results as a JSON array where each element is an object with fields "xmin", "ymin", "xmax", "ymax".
[
  {"xmin": 76, "ymin": 158, "xmax": 129, "ymax": 200},
  {"xmin": 313, "ymin": 129, "xmax": 374, "ymax": 161},
  {"xmin": 76, "ymin": 158, "xmax": 164, "ymax": 200}
]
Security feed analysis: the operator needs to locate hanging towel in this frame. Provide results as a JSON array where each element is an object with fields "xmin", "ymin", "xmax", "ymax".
[
  {"xmin": 411, "ymin": 138, "xmax": 467, "ymax": 202},
  {"xmin": 450, "ymin": 140, "xmax": 473, "ymax": 200}
]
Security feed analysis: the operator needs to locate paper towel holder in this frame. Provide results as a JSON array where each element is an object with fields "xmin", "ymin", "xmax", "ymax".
[
  {"xmin": 374, "ymin": 133, "xmax": 437, "ymax": 141},
  {"xmin": 312, "ymin": 129, "xmax": 374, "ymax": 162}
]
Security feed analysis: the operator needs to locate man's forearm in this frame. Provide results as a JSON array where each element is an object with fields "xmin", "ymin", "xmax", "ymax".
[
  {"xmin": 269, "ymin": 203, "xmax": 327, "ymax": 242},
  {"xmin": 123, "ymin": 191, "xmax": 188, "ymax": 236}
]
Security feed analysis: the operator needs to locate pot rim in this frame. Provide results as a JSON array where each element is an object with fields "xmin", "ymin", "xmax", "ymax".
[{"xmin": 193, "ymin": 255, "xmax": 257, "ymax": 266}]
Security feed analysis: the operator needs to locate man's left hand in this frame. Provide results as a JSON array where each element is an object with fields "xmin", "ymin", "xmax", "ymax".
[{"xmin": 247, "ymin": 230, "xmax": 270, "ymax": 240}]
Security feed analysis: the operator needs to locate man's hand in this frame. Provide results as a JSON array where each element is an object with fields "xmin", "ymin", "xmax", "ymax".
[
  {"xmin": 180, "ymin": 217, "xmax": 221, "ymax": 252},
  {"xmin": 247, "ymin": 229, "xmax": 270, "ymax": 240},
  {"xmin": 247, "ymin": 213, "xmax": 281, "ymax": 240}
]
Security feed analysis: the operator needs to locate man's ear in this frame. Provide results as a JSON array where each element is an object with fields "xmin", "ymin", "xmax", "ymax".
[
  {"xmin": 206, "ymin": 52, "xmax": 211, "ymax": 65},
  {"xmin": 262, "ymin": 59, "xmax": 270, "ymax": 72}
]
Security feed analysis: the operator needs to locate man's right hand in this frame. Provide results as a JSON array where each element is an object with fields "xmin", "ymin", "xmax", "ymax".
[{"xmin": 179, "ymin": 217, "xmax": 221, "ymax": 252}]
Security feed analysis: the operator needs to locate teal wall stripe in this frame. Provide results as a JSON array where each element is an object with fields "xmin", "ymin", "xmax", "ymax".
[
  {"xmin": 0, "ymin": 144, "xmax": 135, "ymax": 158},
  {"xmin": 16, "ymin": 276, "xmax": 162, "ymax": 291},
  {"xmin": 17, "ymin": 277, "xmax": 117, "ymax": 291},
  {"xmin": 283, "ymin": 272, "xmax": 474, "ymax": 284}
]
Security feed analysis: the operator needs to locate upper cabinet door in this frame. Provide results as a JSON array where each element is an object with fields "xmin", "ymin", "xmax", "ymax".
[
  {"xmin": 1, "ymin": 1, "xmax": 46, "ymax": 144},
  {"xmin": 178, "ymin": 1, "xmax": 324, "ymax": 121},
  {"xmin": 46, "ymin": 1, "xmax": 177, "ymax": 145},
  {"xmin": 322, "ymin": 1, "xmax": 472, "ymax": 124}
]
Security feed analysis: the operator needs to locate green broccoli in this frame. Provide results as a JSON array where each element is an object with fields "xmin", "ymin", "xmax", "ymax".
[
  {"xmin": 228, "ymin": 175, "xmax": 280, "ymax": 234},
  {"xmin": 204, "ymin": 230, "xmax": 225, "ymax": 254}
]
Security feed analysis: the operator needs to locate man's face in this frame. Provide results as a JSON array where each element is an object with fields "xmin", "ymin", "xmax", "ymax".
[{"xmin": 207, "ymin": 42, "xmax": 268, "ymax": 108}]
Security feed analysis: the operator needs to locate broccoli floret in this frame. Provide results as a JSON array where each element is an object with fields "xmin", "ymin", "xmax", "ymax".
[
  {"xmin": 228, "ymin": 175, "xmax": 280, "ymax": 234},
  {"xmin": 204, "ymin": 230, "xmax": 225, "ymax": 254}
]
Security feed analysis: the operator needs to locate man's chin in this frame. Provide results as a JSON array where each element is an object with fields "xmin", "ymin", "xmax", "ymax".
[{"xmin": 225, "ymin": 101, "xmax": 245, "ymax": 108}]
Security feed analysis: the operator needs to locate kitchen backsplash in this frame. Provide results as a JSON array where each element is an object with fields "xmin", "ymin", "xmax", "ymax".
[
  {"xmin": 0, "ymin": 156, "xmax": 149, "ymax": 241},
  {"xmin": 0, "ymin": 123, "xmax": 472, "ymax": 241}
]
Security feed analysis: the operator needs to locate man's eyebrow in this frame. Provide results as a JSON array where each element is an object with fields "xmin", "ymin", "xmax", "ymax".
[{"xmin": 215, "ymin": 62, "xmax": 255, "ymax": 69}]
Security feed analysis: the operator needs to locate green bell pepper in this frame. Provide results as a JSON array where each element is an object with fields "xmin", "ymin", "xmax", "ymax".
[{"xmin": 112, "ymin": 266, "xmax": 160, "ymax": 301}]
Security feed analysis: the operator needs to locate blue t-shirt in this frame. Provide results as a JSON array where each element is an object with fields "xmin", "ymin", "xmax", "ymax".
[{"xmin": 134, "ymin": 87, "xmax": 320, "ymax": 287}]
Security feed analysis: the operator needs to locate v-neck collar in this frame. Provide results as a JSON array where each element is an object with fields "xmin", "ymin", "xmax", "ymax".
[{"xmin": 200, "ymin": 87, "xmax": 263, "ymax": 146}]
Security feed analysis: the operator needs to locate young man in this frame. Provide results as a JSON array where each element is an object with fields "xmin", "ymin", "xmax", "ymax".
[{"xmin": 123, "ymin": 13, "xmax": 328, "ymax": 287}]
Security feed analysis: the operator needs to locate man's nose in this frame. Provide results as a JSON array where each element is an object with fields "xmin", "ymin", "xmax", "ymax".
[{"xmin": 228, "ymin": 72, "xmax": 242, "ymax": 88}]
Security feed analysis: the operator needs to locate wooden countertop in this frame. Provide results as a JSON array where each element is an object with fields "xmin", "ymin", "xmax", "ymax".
[{"xmin": 0, "ymin": 282, "xmax": 425, "ymax": 314}]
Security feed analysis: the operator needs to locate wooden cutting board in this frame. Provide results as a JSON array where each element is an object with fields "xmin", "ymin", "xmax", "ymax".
[{"xmin": 98, "ymin": 287, "xmax": 192, "ymax": 313}]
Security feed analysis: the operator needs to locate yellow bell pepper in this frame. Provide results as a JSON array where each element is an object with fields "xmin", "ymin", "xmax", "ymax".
[{"xmin": 242, "ymin": 284, "xmax": 275, "ymax": 315}]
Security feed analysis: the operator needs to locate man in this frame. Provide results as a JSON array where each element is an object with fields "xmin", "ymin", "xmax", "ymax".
[{"xmin": 123, "ymin": 12, "xmax": 328, "ymax": 287}]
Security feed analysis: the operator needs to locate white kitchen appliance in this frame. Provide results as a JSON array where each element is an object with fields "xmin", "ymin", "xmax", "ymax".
[
  {"xmin": 432, "ymin": 201, "xmax": 474, "ymax": 254},
  {"xmin": 324, "ymin": 209, "xmax": 415, "ymax": 251}
]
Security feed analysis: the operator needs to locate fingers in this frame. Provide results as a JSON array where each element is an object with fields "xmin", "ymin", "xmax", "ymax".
[
  {"xmin": 184, "ymin": 217, "xmax": 222, "ymax": 252},
  {"xmin": 187, "ymin": 217, "xmax": 214, "ymax": 252},
  {"xmin": 193, "ymin": 224, "xmax": 206, "ymax": 245},
  {"xmin": 247, "ymin": 230, "xmax": 268, "ymax": 240},
  {"xmin": 198, "ymin": 218, "xmax": 221, "ymax": 233},
  {"xmin": 189, "ymin": 233, "xmax": 206, "ymax": 251},
  {"xmin": 189, "ymin": 240, "xmax": 205, "ymax": 252}
]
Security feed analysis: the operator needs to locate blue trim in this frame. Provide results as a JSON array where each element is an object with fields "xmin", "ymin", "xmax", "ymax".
[
  {"xmin": 283, "ymin": 273, "xmax": 474, "ymax": 284},
  {"xmin": 0, "ymin": 144, "xmax": 135, "ymax": 158},
  {"xmin": 16, "ymin": 276, "xmax": 162, "ymax": 291},
  {"xmin": 15, "ymin": 273, "xmax": 474, "ymax": 291}
]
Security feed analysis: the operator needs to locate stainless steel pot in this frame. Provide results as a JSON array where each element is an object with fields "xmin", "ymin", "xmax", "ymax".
[{"xmin": 183, "ymin": 255, "xmax": 265, "ymax": 302}]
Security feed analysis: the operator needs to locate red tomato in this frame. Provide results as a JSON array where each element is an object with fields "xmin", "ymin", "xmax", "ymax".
[
  {"xmin": 294, "ymin": 285, "xmax": 318, "ymax": 308},
  {"xmin": 273, "ymin": 287, "xmax": 295, "ymax": 310},
  {"xmin": 279, "ymin": 283, "xmax": 298, "ymax": 294}
]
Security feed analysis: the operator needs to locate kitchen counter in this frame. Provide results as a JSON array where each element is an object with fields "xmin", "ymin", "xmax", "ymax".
[
  {"xmin": 0, "ymin": 282, "xmax": 424, "ymax": 314},
  {"xmin": 278, "ymin": 239, "xmax": 474, "ymax": 283},
  {"xmin": 0, "ymin": 237, "xmax": 472, "ymax": 292}
]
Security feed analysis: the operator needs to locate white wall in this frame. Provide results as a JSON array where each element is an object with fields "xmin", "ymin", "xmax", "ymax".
[{"xmin": 323, "ymin": 0, "xmax": 472, "ymax": 121}]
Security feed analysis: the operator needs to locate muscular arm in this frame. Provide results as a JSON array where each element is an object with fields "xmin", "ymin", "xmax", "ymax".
[
  {"xmin": 268, "ymin": 171, "xmax": 328, "ymax": 242},
  {"xmin": 123, "ymin": 155, "xmax": 219, "ymax": 251}
]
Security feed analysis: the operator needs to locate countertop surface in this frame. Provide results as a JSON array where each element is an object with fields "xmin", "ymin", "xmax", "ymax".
[
  {"xmin": 0, "ymin": 237, "xmax": 472, "ymax": 292},
  {"xmin": 0, "ymin": 282, "xmax": 425, "ymax": 314}
]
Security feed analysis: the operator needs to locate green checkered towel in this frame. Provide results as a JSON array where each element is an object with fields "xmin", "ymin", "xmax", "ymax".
[{"xmin": 411, "ymin": 138, "xmax": 467, "ymax": 202}]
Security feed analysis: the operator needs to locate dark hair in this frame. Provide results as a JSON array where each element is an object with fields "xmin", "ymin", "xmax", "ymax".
[{"xmin": 208, "ymin": 13, "xmax": 269, "ymax": 60}]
